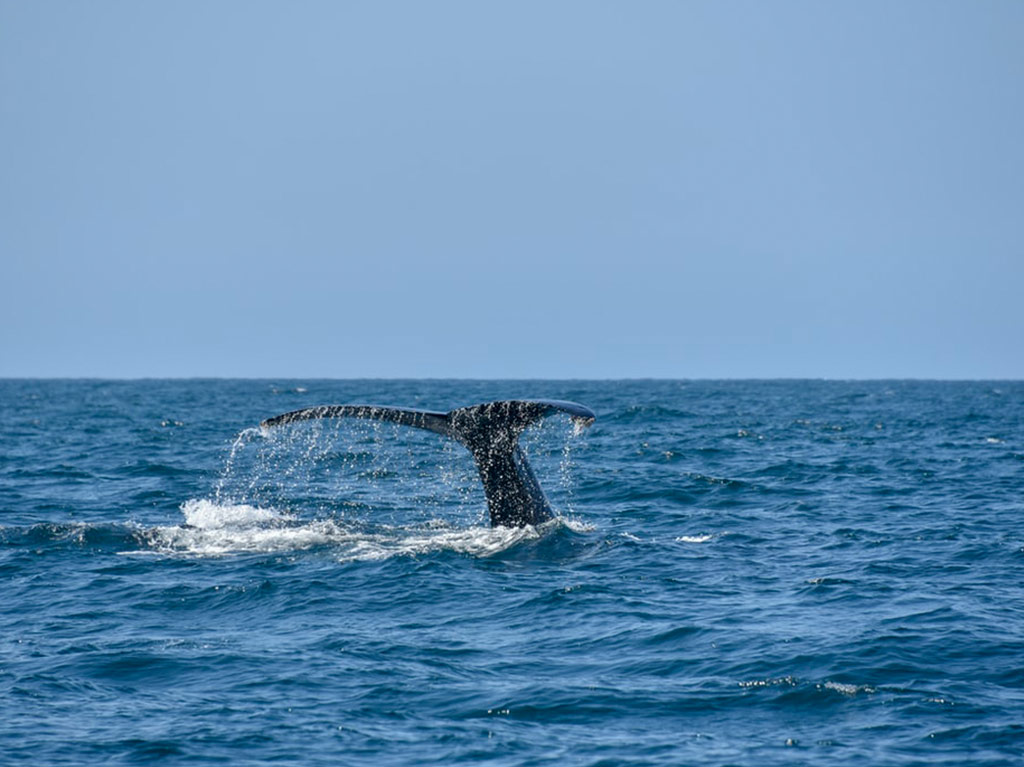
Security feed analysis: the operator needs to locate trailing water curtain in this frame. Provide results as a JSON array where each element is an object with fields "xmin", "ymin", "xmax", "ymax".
[{"xmin": 260, "ymin": 399, "xmax": 596, "ymax": 527}]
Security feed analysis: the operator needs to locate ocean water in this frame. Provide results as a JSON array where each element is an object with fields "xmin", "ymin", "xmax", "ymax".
[{"xmin": 2, "ymin": 379, "xmax": 1023, "ymax": 766}]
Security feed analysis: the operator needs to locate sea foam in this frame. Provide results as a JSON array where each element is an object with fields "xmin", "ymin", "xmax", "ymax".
[{"xmin": 138, "ymin": 498, "xmax": 569, "ymax": 561}]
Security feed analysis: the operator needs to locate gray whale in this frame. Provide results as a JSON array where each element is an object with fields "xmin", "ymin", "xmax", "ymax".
[{"xmin": 260, "ymin": 399, "xmax": 595, "ymax": 527}]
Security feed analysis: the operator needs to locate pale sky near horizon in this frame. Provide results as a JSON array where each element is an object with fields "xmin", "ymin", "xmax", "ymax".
[{"xmin": 2, "ymin": 2, "xmax": 1022, "ymax": 379}]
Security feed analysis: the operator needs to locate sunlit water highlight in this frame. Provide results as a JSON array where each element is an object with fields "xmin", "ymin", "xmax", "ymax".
[{"xmin": 1, "ymin": 379, "xmax": 1023, "ymax": 766}]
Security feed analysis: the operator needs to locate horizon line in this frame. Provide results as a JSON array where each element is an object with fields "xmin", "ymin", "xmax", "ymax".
[{"xmin": 2, "ymin": 376, "xmax": 1022, "ymax": 383}]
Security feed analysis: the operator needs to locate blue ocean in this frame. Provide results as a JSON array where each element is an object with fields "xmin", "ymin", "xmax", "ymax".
[{"xmin": 2, "ymin": 379, "xmax": 1022, "ymax": 765}]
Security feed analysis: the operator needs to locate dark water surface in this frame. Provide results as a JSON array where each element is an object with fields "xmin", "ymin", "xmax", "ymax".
[{"xmin": 2, "ymin": 379, "xmax": 1023, "ymax": 766}]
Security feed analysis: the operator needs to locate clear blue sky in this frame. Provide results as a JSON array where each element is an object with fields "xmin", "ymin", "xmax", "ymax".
[{"xmin": 2, "ymin": 1, "xmax": 1021, "ymax": 378}]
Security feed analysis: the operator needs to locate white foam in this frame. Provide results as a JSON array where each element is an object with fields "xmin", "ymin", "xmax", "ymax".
[
  {"xmin": 368, "ymin": 521, "xmax": 542, "ymax": 560},
  {"xmin": 560, "ymin": 517, "xmax": 596, "ymax": 533},
  {"xmin": 141, "ymin": 500, "xmax": 331, "ymax": 556},
  {"xmin": 133, "ymin": 499, "xmax": 572, "ymax": 561},
  {"xmin": 181, "ymin": 498, "xmax": 287, "ymax": 529},
  {"xmin": 676, "ymin": 534, "xmax": 713, "ymax": 543},
  {"xmin": 823, "ymin": 681, "xmax": 874, "ymax": 695}
]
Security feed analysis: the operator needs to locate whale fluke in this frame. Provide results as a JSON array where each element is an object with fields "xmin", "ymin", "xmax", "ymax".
[{"xmin": 260, "ymin": 399, "xmax": 595, "ymax": 527}]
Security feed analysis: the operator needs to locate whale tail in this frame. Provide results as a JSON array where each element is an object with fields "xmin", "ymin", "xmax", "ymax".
[{"xmin": 260, "ymin": 399, "xmax": 595, "ymax": 527}]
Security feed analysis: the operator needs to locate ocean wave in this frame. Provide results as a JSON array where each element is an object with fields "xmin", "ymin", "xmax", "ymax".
[
  {"xmin": 1, "ymin": 499, "xmax": 591, "ymax": 563},
  {"xmin": 132, "ymin": 498, "xmax": 585, "ymax": 561}
]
